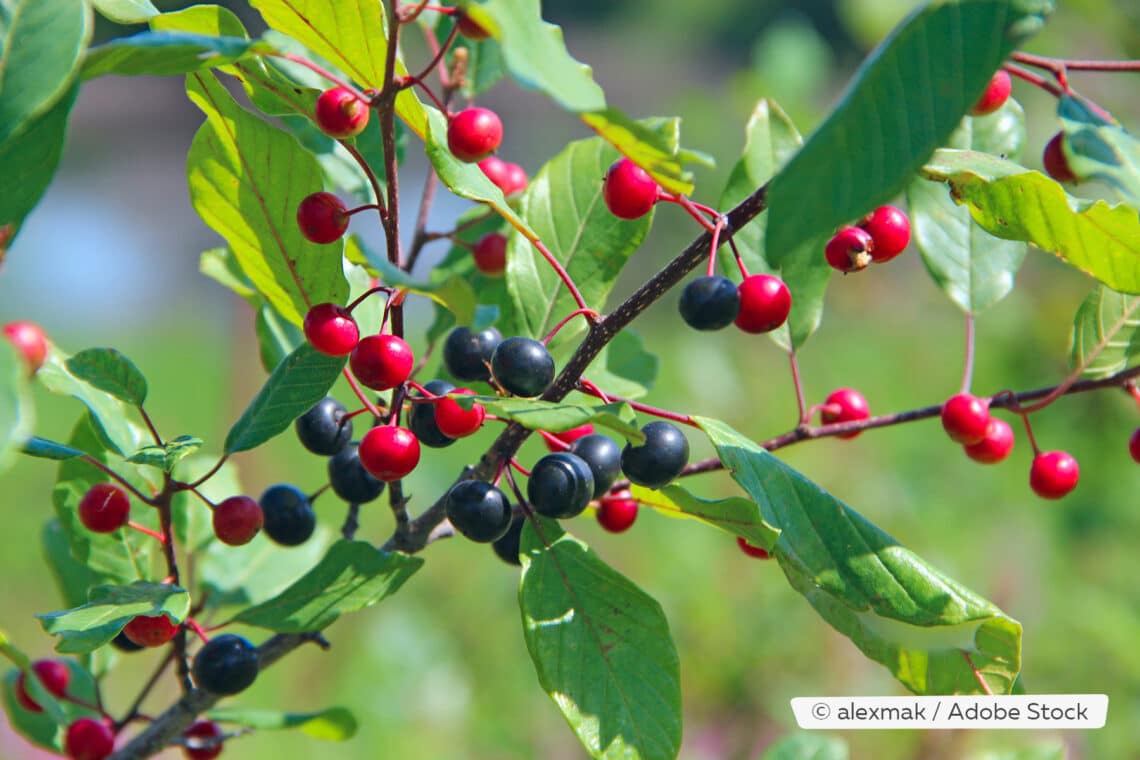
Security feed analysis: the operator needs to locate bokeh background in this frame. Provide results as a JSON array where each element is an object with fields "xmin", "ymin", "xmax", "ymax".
[{"xmin": 3, "ymin": 0, "xmax": 1140, "ymax": 758}]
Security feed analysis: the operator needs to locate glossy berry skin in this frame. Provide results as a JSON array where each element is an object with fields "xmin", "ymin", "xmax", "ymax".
[
  {"xmin": 491, "ymin": 515, "xmax": 525, "ymax": 565},
  {"xmin": 596, "ymin": 490, "xmax": 638, "ymax": 533},
  {"xmin": 679, "ymin": 276, "xmax": 741, "ymax": 331},
  {"xmin": 315, "ymin": 87, "xmax": 369, "ymax": 139},
  {"xmin": 528, "ymin": 452, "xmax": 595, "ymax": 520},
  {"xmin": 963, "ymin": 419, "xmax": 1015, "ymax": 464},
  {"xmin": 1043, "ymin": 132, "xmax": 1077, "ymax": 183},
  {"xmin": 296, "ymin": 192, "xmax": 349, "ymax": 244},
  {"xmin": 622, "ymin": 421, "xmax": 689, "ymax": 489},
  {"xmin": 478, "ymin": 157, "xmax": 527, "ymax": 196},
  {"xmin": 941, "ymin": 393, "xmax": 991, "ymax": 445},
  {"xmin": 65, "ymin": 718, "xmax": 115, "ymax": 760},
  {"xmin": 328, "ymin": 441, "xmax": 386, "ymax": 504},
  {"xmin": 303, "ymin": 303, "xmax": 359, "ymax": 357},
  {"xmin": 569, "ymin": 434, "xmax": 622, "ymax": 498},
  {"xmin": 1129, "ymin": 428, "xmax": 1140, "ymax": 464},
  {"xmin": 259, "ymin": 484, "xmax": 316, "ymax": 547},
  {"xmin": 78, "ymin": 483, "xmax": 130, "ymax": 534},
  {"xmin": 820, "ymin": 388, "xmax": 870, "ymax": 440},
  {"xmin": 734, "ymin": 274, "xmax": 792, "ymax": 334},
  {"xmin": 1030, "ymin": 450, "xmax": 1080, "ymax": 499},
  {"xmin": 543, "ymin": 423, "xmax": 594, "ymax": 452},
  {"xmin": 444, "ymin": 480, "xmax": 512, "ymax": 543},
  {"xmin": 456, "ymin": 12, "xmax": 490, "ymax": 40},
  {"xmin": 111, "ymin": 632, "xmax": 144, "ymax": 652},
  {"xmin": 192, "ymin": 634, "xmax": 259, "ymax": 696},
  {"xmin": 212, "ymin": 495, "xmax": 264, "ymax": 546},
  {"xmin": 971, "ymin": 70, "xmax": 1012, "ymax": 116},
  {"xmin": 860, "ymin": 205, "xmax": 910, "ymax": 263},
  {"xmin": 825, "ymin": 226, "xmax": 874, "ymax": 273},
  {"xmin": 502, "ymin": 162, "xmax": 528, "ymax": 196},
  {"xmin": 603, "ymin": 158, "xmax": 659, "ymax": 220},
  {"xmin": 359, "ymin": 425, "xmax": 421, "ymax": 481},
  {"xmin": 737, "ymin": 536, "xmax": 771, "ymax": 559},
  {"xmin": 349, "ymin": 334, "xmax": 414, "ymax": 391},
  {"xmin": 15, "ymin": 660, "xmax": 71, "ymax": 712},
  {"xmin": 2, "ymin": 321, "xmax": 49, "ymax": 373},
  {"xmin": 183, "ymin": 720, "xmax": 224, "ymax": 760},
  {"xmin": 123, "ymin": 614, "xmax": 179, "ymax": 648},
  {"xmin": 472, "ymin": 232, "xmax": 508, "ymax": 276},
  {"xmin": 490, "ymin": 337, "xmax": 555, "ymax": 398},
  {"xmin": 447, "ymin": 107, "xmax": 503, "ymax": 162},
  {"xmin": 434, "ymin": 389, "xmax": 486, "ymax": 438},
  {"xmin": 295, "ymin": 397, "xmax": 352, "ymax": 456},
  {"xmin": 409, "ymin": 380, "xmax": 458, "ymax": 448},
  {"xmin": 443, "ymin": 326, "xmax": 502, "ymax": 382}
]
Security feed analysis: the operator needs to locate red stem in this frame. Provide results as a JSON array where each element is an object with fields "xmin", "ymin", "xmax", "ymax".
[
  {"xmin": 261, "ymin": 52, "xmax": 370, "ymax": 103},
  {"xmin": 127, "ymin": 521, "xmax": 167, "ymax": 545},
  {"xmin": 537, "ymin": 430, "xmax": 571, "ymax": 450},
  {"xmin": 343, "ymin": 369, "xmax": 383, "ymax": 418},
  {"xmin": 508, "ymin": 458, "xmax": 531, "ymax": 477},
  {"xmin": 542, "ymin": 308, "xmax": 600, "ymax": 344},
  {"xmin": 80, "ymin": 455, "xmax": 158, "ymax": 506},
  {"xmin": 576, "ymin": 381, "xmax": 696, "ymax": 427},
  {"xmin": 529, "ymin": 238, "xmax": 590, "ymax": 312},
  {"xmin": 184, "ymin": 619, "xmax": 210, "ymax": 644},
  {"xmin": 401, "ymin": 24, "xmax": 460, "ymax": 89},
  {"xmin": 347, "ymin": 285, "xmax": 396, "ymax": 313},
  {"xmin": 789, "ymin": 351, "xmax": 809, "ymax": 426}
]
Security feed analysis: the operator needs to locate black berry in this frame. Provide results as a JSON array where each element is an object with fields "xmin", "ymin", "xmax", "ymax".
[
  {"xmin": 527, "ymin": 452, "xmax": 595, "ymax": 519},
  {"xmin": 328, "ymin": 442, "xmax": 385, "ymax": 504},
  {"xmin": 409, "ymin": 380, "xmax": 458, "ymax": 448},
  {"xmin": 444, "ymin": 480, "xmax": 512, "ymax": 543},
  {"xmin": 491, "ymin": 515, "xmax": 526, "ymax": 566},
  {"xmin": 259, "ymin": 484, "xmax": 316, "ymax": 546},
  {"xmin": 111, "ymin": 631, "xmax": 144, "ymax": 653},
  {"xmin": 490, "ymin": 337, "xmax": 555, "ymax": 398},
  {"xmin": 295, "ymin": 397, "xmax": 352, "ymax": 456},
  {"xmin": 569, "ymin": 434, "xmax": 622, "ymax": 498},
  {"xmin": 192, "ymin": 634, "xmax": 259, "ymax": 696},
  {"xmin": 679, "ymin": 276, "xmax": 741, "ymax": 331},
  {"xmin": 621, "ymin": 421, "xmax": 689, "ymax": 489},
  {"xmin": 443, "ymin": 326, "xmax": 503, "ymax": 382}
]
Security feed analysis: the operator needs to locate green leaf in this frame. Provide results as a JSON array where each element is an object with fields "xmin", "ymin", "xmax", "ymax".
[
  {"xmin": 470, "ymin": 396, "xmax": 644, "ymax": 442},
  {"xmin": 82, "ymin": 31, "xmax": 259, "ymax": 80},
  {"xmin": 585, "ymin": 329, "xmax": 658, "ymax": 400},
  {"xmin": 0, "ymin": 339, "xmax": 33, "ymax": 475},
  {"xmin": 210, "ymin": 706, "xmax": 358, "ymax": 741},
  {"xmin": 186, "ymin": 70, "xmax": 348, "ymax": 326},
  {"xmin": 696, "ymin": 416, "xmax": 1022, "ymax": 695},
  {"xmin": 581, "ymin": 109, "xmax": 697, "ymax": 195},
  {"xmin": 907, "ymin": 99, "xmax": 1029, "ymax": 313},
  {"xmin": 36, "ymin": 349, "xmax": 143, "ymax": 456},
  {"xmin": 921, "ymin": 149, "xmax": 1140, "ymax": 294},
  {"xmin": 65, "ymin": 347, "xmax": 148, "ymax": 407},
  {"xmin": 43, "ymin": 519, "xmax": 97, "ymax": 609},
  {"xmin": 225, "ymin": 343, "xmax": 344, "ymax": 454},
  {"xmin": 3, "ymin": 659, "xmax": 99, "ymax": 752},
  {"xmin": 37, "ymin": 582, "xmax": 190, "ymax": 654},
  {"xmin": 519, "ymin": 518, "xmax": 681, "ymax": 760},
  {"xmin": 505, "ymin": 134, "xmax": 651, "ymax": 343},
  {"xmin": 232, "ymin": 541, "xmax": 422, "ymax": 633},
  {"xmin": 0, "ymin": 85, "xmax": 77, "ymax": 236},
  {"xmin": 633, "ymin": 484, "xmax": 779, "ymax": 551},
  {"xmin": 1069, "ymin": 285, "xmax": 1140, "ymax": 378},
  {"xmin": 200, "ymin": 246, "xmax": 257, "ymax": 301},
  {"xmin": 0, "ymin": 0, "xmax": 91, "ymax": 145},
  {"xmin": 760, "ymin": 733, "xmax": 848, "ymax": 760},
  {"xmin": 1057, "ymin": 95, "xmax": 1140, "ymax": 202},
  {"xmin": 358, "ymin": 250, "xmax": 478, "ymax": 326},
  {"xmin": 92, "ymin": 0, "xmax": 159, "ymax": 24},
  {"xmin": 171, "ymin": 455, "xmax": 240, "ymax": 554},
  {"xmin": 21, "ymin": 436, "xmax": 85, "ymax": 461},
  {"xmin": 765, "ymin": 0, "xmax": 1051, "ymax": 264},
  {"xmin": 125, "ymin": 435, "xmax": 203, "ymax": 473},
  {"xmin": 718, "ymin": 99, "xmax": 829, "ymax": 350}
]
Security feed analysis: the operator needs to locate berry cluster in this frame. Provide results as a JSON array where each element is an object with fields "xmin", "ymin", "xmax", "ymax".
[{"xmin": 825, "ymin": 204, "xmax": 911, "ymax": 274}]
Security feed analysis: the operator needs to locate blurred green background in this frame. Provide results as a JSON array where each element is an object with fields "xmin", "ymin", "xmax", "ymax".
[{"xmin": 3, "ymin": 0, "xmax": 1140, "ymax": 758}]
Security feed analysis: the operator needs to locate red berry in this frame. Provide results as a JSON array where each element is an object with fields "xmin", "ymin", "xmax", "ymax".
[
  {"xmin": 737, "ymin": 536, "xmax": 771, "ymax": 559},
  {"xmin": 296, "ymin": 192, "xmax": 349, "ymax": 244},
  {"xmin": 859, "ymin": 205, "xmax": 910, "ymax": 263},
  {"xmin": 359, "ymin": 425, "xmax": 421, "ymax": 481},
  {"xmin": 602, "ymin": 158, "xmax": 659, "ymax": 220},
  {"xmin": 544, "ymin": 424, "xmax": 595, "ymax": 452},
  {"xmin": 349, "ymin": 334, "xmax": 414, "ymax": 391},
  {"xmin": 447, "ymin": 107, "xmax": 503, "ymax": 163},
  {"xmin": 1129, "ymin": 428, "xmax": 1140, "ymax": 464},
  {"xmin": 472, "ymin": 232, "xmax": 508, "ymax": 276},
  {"xmin": 964, "ymin": 418, "xmax": 1015, "ymax": 464},
  {"xmin": 456, "ymin": 12, "xmax": 490, "ymax": 40},
  {"xmin": 502, "ymin": 162, "xmax": 528, "ymax": 195},
  {"xmin": 940, "ymin": 393, "xmax": 991, "ymax": 445},
  {"xmin": 971, "ymin": 70, "xmax": 1012, "ymax": 116},
  {"xmin": 1043, "ymin": 132, "xmax": 1077, "ymax": 184},
  {"xmin": 183, "ymin": 720, "xmax": 224, "ymax": 760},
  {"xmin": 78, "ymin": 483, "xmax": 131, "ymax": 534},
  {"xmin": 2, "ymin": 320, "xmax": 49, "ymax": 374},
  {"xmin": 825, "ymin": 226, "xmax": 874, "ymax": 273},
  {"xmin": 734, "ymin": 274, "xmax": 792, "ymax": 334},
  {"xmin": 15, "ymin": 660, "xmax": 71, "ymax": 712},
  {"xmin": 303, "ymin": 303, "xmax": 359, "ymax": 356},
  {"xmin": 434, "ymin": 389, "xmax": 486, "ymax": 438},
  {"xmin": 596, "ymin": 490, "xmax": 638, "ymax": 533},
  {"xmin": 1029, "ymin": 450, "xmax": 1080, "ymax": 499},
  {"xmin": 122, "ymin": 614, "xmax": 179, "ymax": 648},
  {"xmin": 477, "ymin": 157, "xmax": 527, "ymax": 196},
  {"xmin": 314, "ymin": 87, "xmax": 370, "ymax": 139},
  {"xmin": 65, "ymin": 718, "xmax": 115, "ymax": 760},
  {"xmin": 820, "ymin": 388, "xmax": 870, "ymax": 440},
  {"xmin": 212, "ymin": 496, "xmax": 263, "ymax": 546}
]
